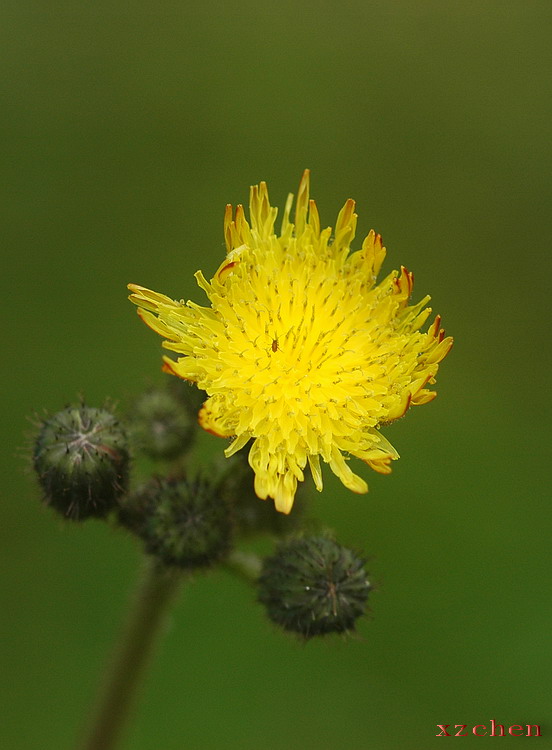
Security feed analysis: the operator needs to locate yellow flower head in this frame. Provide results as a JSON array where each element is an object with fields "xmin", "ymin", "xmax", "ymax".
[{"xmin": 128, "ymin": 171, "xmax": 452, "ymax": 514}]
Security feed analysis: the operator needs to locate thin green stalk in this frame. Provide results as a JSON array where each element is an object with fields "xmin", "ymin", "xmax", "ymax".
[
  {"xmin": 78, "ymin": 556, "xmax": 182, "ymax": 750},
  {"xmin": 223, "ymin": 549, "xmax": 263, "ymax": 583}
]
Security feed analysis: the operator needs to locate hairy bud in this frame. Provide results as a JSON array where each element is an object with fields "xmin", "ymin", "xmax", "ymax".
[
  {"xmin": 258, "ymin": 536, "xmax": 372, "ymax": 637},
  {"xmin": 167, "ymin": 376, "xmax": 207, "ymax": 418},
  {"xmin": 121, "ymin": 476, "xmax": 232, "ymax": 569},
  {"xmin": 33, "ymin": 405, "xmax": 129, "ymax": 521},
  {"xmin": 129, "ymin": 388, "xmax": 194, "ymax": 461},
  {"xmin": 218, "ymin": 452, "xmax": 305, "ymax": 537}
]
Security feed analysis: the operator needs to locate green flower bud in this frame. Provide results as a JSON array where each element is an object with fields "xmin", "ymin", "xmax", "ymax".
[
  {"xmin": 258, "ymin": 536, "xmax": 372, "ymax": 638},
  {"xmin": 33, "ymin": 406, "xmax": 129, "ymax": 521},
  {"xmin": 121, "ymin": 476, "xmax": 232, "ymax": 569},
  {"xmin": 129, "ymin": 389, "xmax": 194, "ymax": 461},
  {"xmin": 218, "ymin": 452, "xmax": 306, "ymax": 538},
  {"xmin": 167, "ymin": 376, "xmax": 207, "ymax": 419}
]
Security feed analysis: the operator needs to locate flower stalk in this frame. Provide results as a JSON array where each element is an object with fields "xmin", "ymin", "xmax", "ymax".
[
  {"xmin": 223, "ymin": 549, "xmax": 263, "ymax": 583},
  {"xmin": 78, "ymin": 557, "xmax": 182, "ymax": 750}
]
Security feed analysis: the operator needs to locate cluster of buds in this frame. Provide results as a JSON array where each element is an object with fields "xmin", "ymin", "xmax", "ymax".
[{"xmin": 32, "ymin": 383, "xmax": 373, "ymax": 637}]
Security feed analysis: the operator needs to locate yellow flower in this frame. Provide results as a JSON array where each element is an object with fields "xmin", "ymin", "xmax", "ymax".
[{"xmin": 128, "ymin": 171, "xmax": 452, "ymax": 514}]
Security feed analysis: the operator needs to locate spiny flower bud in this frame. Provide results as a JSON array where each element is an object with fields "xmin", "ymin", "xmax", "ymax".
[
  {"xmin": 33, "ymin": 406, "xmax": 129, "ymax": 521},
  {"xmin": 167, "ymin": 375, "xmax": 207, "ymax": 418},
  {"xmin": 258, "ymin": 536, "xmax": 372, "ymax": 638},
  {"xmin": 121, "ymin": 476, "xmax": 232, "ymax": 569},
  {"xmin": 218, "ymin": 452, "xmax": 306, "ymax": 538},
  {"xmin": 129, "ymin": 388, "xmax": 194, "ymax": 461}
]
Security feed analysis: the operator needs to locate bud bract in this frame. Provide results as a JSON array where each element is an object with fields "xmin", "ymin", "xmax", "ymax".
[
  {"xmin": 33, "ymin": 405, "xmax": 129, "ymax": 521},
  {"xmin": 258, "ymin": 536, "xmax": 372, "ymax": 637}
]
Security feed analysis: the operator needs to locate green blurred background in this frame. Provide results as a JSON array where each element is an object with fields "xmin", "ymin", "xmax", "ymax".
[{"xmin": 2, "ymin": 2, "xmax": 551, "ymax": 748}]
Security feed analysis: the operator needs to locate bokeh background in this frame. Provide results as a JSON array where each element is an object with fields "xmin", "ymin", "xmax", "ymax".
[{"xmin": 2, "ymin": 2, "xmax": 551, "ymax": 748}]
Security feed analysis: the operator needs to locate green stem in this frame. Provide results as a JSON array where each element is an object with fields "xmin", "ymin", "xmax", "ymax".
[
  {"xmin": 223, "ymin": 549, "xmax": 263, "ymax": 583},
  {"xmin": 78, "ymin": 556, "xmax": 182, "ymax": 750}
]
